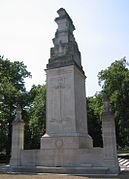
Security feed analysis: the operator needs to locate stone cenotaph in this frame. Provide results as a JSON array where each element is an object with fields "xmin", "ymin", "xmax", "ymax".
[
  {"xmin": 10, "ymin": 8, "xmax": 119, "ymax": 175},
  {"xmin": 41, "ymin": 7, "xmax": 93, "ymax": 152}
]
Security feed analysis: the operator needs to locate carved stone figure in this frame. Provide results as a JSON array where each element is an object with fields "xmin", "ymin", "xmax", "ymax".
[
  {"xmin": 103, "ymin": 95, "xmax": 112, "ymax": 113},
  {"xmin": 15, "ymin": 104, "xmax": 22, "ymax": 122}
]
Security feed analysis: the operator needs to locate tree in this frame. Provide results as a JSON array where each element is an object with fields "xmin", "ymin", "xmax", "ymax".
[
  {"xmin": 24, "ymin": 84, "xmax": 46, "ymax": 149},
  {"xmin": 87, "ymin": 94, "xmax": 103, "ymax": 147},
  {"xmin": 0, "ymin": 56, "xmax": 31, "ymax": 158},
  {"xmin": 98, "ymin": 57, "xmax": 129, "ymax": 147}
]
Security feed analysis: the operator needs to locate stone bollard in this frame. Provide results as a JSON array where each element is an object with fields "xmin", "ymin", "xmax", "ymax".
[{"xmin": 10, "ymin": 104, "xmax": 24, "ymax": 166}]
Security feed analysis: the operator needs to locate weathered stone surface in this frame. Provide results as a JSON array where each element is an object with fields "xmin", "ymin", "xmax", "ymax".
[
  {"xmin": 20, "ymin": 148, "xmax": 104, "ymax": 166},
  {"xmin": 10, "ymin": 105, "xmax": 25, "ymax": 166},
  {"xmin": 47, "ymin": 8, "xmax": 82, "ymax": 70},
  {"xmin": 41, "ymin": 65, "xmax": 93, "ymax": 150},
  {"xmin": 102, "ymin": 98, "xmax": 120, "ymax": 173},
  {"xmin": 41, "ymin": 8, "xmax": 93, "ymax": 150}
]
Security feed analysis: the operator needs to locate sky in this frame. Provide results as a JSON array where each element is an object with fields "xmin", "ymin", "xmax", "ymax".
[{"xmin": 0, "ymin": 0, "xmax": 129, "ymax": 96}]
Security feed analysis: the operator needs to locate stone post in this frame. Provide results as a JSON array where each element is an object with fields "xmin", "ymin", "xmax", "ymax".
[
  {"xmin": 10, "ymin": 105, "xmax": 24, "ymax": 166},
  {"xmin": 102, "ymin": 97, "xmax": 120, "ymax": 174}
]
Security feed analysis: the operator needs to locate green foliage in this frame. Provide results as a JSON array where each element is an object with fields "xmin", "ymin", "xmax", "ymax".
[
  {"xmin": 98, "ymin": 57, "xmax": 129, "ymax": 147},
  {"xmin": 0, "ymin": 55, "xmax": 46, "ymax": 153},
  {"xmin": 87, "ymin": 95, "xmax": 103, "ymax": 147},
  {"xmin": 24, "ymin": 85, "xmax": 46, "ymax": 149},
  {"xmin": 0, "ymin": 56, "xmax": 31, "ymax": 156}
]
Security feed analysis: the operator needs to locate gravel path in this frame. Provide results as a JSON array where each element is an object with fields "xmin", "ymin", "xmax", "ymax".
[
  {"xmin": 0, "ymin": 172, "xmax": 129, "ymax": 179},
  {"xmin": 0, "ymin": 174, "xmax": 89, "ymax": 179}
]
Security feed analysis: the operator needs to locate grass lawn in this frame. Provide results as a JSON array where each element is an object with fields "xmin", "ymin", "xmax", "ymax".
[{"xmin": 0, "ymin": 171, "xmax": 129, "ymax": 179}]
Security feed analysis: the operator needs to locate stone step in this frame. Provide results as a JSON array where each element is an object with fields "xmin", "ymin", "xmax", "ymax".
[{"xmin": 11, "ymin": 165, "xmax": 109, "ymax": 175}]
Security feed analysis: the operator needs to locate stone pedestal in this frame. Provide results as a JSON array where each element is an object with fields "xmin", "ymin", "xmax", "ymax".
[
  {"xmin": 41, "ymin": 65, "xmax": 93, "ymax": 151},
  {"xmin": 10, "ymin": 105, "xmax": 24, "ymax": 166}
]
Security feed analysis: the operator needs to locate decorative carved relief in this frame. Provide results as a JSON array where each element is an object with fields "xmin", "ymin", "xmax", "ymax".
[
  {"xmin": 56, "ymin": 77, "xmax": 65, "ymax": 89},
  {"xmin": 55, "ymin": 139, "xmax": 63, "ymax": 149}
]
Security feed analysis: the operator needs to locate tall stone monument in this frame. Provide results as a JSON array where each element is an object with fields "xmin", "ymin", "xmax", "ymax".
[
  {"xmin": 10, "ymin": 8, "xmax": 119, "ymax": 175},
  {"xmin": 41, "ymin": 8, "xmax": 93, "ymax": 151}
]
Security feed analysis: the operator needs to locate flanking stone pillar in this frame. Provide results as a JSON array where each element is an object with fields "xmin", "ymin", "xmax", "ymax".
[
  {"xmin": 10, "ymin": 105, "xmax": 24, "ymax": 166},
  {"xmin": 102, "ymin": 97, "xmax": 120, "ymax": 174}
]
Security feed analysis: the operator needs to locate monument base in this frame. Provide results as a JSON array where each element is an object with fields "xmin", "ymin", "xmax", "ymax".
[
  {"xmin": 41, "ymin": 133, "xmax": 93, "ymax": 149},
  {"xmin": 10, "ymin": 148, "xmax": 119, "ymax": 175},
  {"xmin": 10, "ymin": 166, "xmax": 111, "ymax": 176}
]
